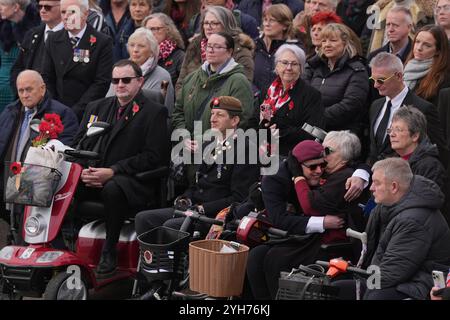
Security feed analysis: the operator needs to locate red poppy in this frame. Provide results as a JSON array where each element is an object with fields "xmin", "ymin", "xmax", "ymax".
[
  {"xmin": 212, "ymin": 98, "xmax": 220, "ymax": 106},
  {"xmin": 33, "ymin": 113, "xmax": 64, "ymax": 146},
  {"xmin": 10, "ymin": 162, "xmax": 22, "ymax": 175},
  {"xmin": 89, "ymin": 35, "xmax": 97, "ymax": 45},
  {"xmin": 132, "ymin": 102, "xmax": 140, "ymax": 115},
  {"xmin": 165, "ymin": 60, "xmax": 173, "ymax": 67},
  {"xmin": 288, "ymin": 100, "xmax": 294, "ymax": 110}
]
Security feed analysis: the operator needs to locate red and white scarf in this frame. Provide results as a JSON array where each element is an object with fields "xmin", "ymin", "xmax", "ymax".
[
  {"xmin": 159, "ymin": 39, "xmax": 177, "ymax": 61},
  {"xmin": 200, "ymin": 37, "xmax": 208, "ymax": 62},
  {"xmin": 262, "ymin": 77, "xmax": 296, "ymax": 114}
]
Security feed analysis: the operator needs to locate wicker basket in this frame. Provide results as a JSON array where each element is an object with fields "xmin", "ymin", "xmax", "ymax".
[{"xmin": 189, "ymin": 239, "xmax": 249, "ymax": 298}]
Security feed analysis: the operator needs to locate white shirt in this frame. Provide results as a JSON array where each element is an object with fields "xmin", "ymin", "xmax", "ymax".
[
  {"xmin": 68, "ymin": 24, "xmax": 87, "ymax": 46},
  {"xmin": 44, "ymin": 22, "xmax": 64, "ymax": 42}
]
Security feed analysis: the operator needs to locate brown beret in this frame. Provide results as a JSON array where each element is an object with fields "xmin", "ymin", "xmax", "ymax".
[{"xmin": 210, "ymin": 96, "xmax": 242, "ymax": 113}]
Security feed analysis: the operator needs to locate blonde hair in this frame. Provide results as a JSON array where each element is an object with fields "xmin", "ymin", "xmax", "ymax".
[{"xmin": 319, "ymin": 23, "xmax": 362, "ymax": 59}]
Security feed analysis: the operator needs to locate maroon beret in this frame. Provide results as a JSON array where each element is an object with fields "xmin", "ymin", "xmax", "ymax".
[{"xmin": 292, "ymin": 140, "xmax": 324, "ymax": 163}]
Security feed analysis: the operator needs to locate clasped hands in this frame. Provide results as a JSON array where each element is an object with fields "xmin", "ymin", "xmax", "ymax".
[{"xmin": 81, "ymin": 167, "xmax": 114, "ymax": 188}]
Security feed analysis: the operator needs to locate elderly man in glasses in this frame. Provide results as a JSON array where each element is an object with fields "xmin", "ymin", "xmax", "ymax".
[
  {"xmin": 247, "ymin": 132, "xmax": 365, "ymax": 299},
  {"xmin": 344, "ymin": 52, "xmax": 447, "ymax": 203},
  {"xmin": 71, "ymin": 59, "xmax": 169, "ymax": 276}
]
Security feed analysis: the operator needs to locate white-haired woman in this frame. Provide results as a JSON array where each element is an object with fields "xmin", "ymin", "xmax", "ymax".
[
  {"xmin": 106, "ymin": 27, "xmax": 175, "ymax": 114},
  {"xmin": 260, "ymin": 44, "xmax": 325, "ymax": 156},
  {"xmin": 143, "ymin": 13, "xmax": 185, "ymax": 86}
]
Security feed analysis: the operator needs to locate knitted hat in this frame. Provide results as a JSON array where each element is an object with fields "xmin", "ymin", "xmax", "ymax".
[
  {"xmin": 210, "ymin": 96, "xmax": 242, "ymax": 113},
  {"xmin": 292, "ymin": 140, "xmax": 324, "ymax": 163}
]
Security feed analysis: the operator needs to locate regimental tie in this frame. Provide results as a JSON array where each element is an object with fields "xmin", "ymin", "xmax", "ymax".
[
  {"xmin": 375, "ymin": 100, "xmax": 392, "ymax": 148},
  {"xmin": 70, "ymin": 36, "xmax": 80, "ymax": 48},
  {"xmin": 117, "ymin": 105, "xmax": 126, "ymax": 120}
]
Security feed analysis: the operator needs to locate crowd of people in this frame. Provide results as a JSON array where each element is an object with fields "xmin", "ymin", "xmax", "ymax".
[{"xmin": 1, "ymin": 0, "xmax": 450, "ymax": 300}]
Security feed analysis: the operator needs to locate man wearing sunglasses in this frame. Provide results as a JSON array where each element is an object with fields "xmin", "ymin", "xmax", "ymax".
[
  {"xmin": 72, "ymin": 59, "xmax": 169, "ymax": 276},
  {"xmin": 42, "ymin": 0, "xmax": 113, "ymax": 121},
  {"xmin": 11, "ymin": 0, "xmax": 64, "ymax": 94},
  {"xmin": 344, "ymin": 52, "xmax": 447, "ymax": 202}
]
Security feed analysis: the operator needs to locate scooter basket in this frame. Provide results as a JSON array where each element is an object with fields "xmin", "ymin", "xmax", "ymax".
[
  {"xmin": 4, "ymin": 162, "xmax": 62, "ymax": 208},
  {"xmin": 277, "ymin": 265, "xmax": 340, "ymax": 300},
  {"xmin": 137, "ymin": 226, "xmax": 190, "ymax": 281}
]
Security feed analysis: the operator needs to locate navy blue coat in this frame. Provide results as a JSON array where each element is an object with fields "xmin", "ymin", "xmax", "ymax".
[
  {"xmin": 237, "ymin": 0, "xmax": 304, "ymax": 25},
  {"xmin": 0, "ymin": 93, "xmax": 79, "ymax": 162}
]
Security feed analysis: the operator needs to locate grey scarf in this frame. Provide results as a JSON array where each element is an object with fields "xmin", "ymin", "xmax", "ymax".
[{"xmin": 403, "ymin": 58, "xmax": 433, "ymax": 90}]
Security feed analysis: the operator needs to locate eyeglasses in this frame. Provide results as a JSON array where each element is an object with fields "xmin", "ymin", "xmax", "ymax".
[
  {"xmin": 277, "ymin": 60, "xmax": 301, "ymax": 68},
  {"xmin": 369, "ymin": 73, "xmax": 397, "ymax": 85},
  {"xmin": 38, "ymin": 4, "xmax": 59, "ymax": 11},
  {"xmin": 301, "ymin": 161, "xmax": 328, "ymax": 170},
  {"xmin": 387, "ymin": 126, "xmax": 408, "ymax": 135},
  {"xmin": 435, "ymin": 4, "xmax": 450, "ymax": 14},
  {"xmin": 111, "ymin": 76, "xmax": 139, "ymax": 84},
  {"xmin": 263, "ymin": 18, "xmax": 280, "ymax": 25},
  {"xmin": 323, "ymin": 146, "xmax": 335, "ymax": 156},
  {"xmin": 206, "ymin": 44, "xmax": 228, "ymax": 51},
  {"xmin": 203, "ymin": 21, "xmax": 222, "ymax": 28},
  {"xmin": 148, "ymin": 26, "xmax": 165, "ymax": 33}
]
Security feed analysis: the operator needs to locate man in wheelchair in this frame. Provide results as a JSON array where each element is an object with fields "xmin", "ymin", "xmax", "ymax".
[
  {"xmin": 72, "ymin": 60, "xmax": 170, "ymax": 276},
  {"xmin": 135, "ymin": 96, "xmax": 260, "ymax": 239}
]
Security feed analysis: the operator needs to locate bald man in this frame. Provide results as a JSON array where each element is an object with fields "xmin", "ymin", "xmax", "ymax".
[{"xmin": 0, "ymin": 70, "xmax": 79, "ymax": 164}]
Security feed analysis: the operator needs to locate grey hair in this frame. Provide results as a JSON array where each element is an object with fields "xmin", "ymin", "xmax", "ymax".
[
  {"xmin": 274, "ymin": 44, "xmax": 306, "ymax": 72},
  {"xmin": 128, "ymin": 27, "xmax": 160, "ymax": 59},
  {"xmin": 392, "ymin": 105, "xmax": 427, "ymax": 142},
  {"xmin": 142, "ymin": 13, "xmax": 185, "ymax": 49},
  {"xmin": 323, "ymin": 130, "xmax": 361, "ymax": 162},
  {"xmin": 371, "ymin": 157, "xmax": 413, "ymax": 188},
  {"xmin": 201, "ymin": 5, "xmax": 242, "ymax": 38},
  {"xmin": 61, "ymin": 0, "xmax": 89, "ymax": 11},
  {"xmin": 388, "ymin": 6, "xmax": 414, "ymax": 26},
  {"xmin": 327, "ymin": 0, "xmax": 340, "ymax": 9},
  {"xmin": 369, "ymin": 52, "xmax": 404, "ymax": 73},
  {"xmin": 0, "ymin": 0, "xmax": 30, "ymax": 10}
]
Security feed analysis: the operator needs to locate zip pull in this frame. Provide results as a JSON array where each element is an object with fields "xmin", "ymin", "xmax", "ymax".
[{"xmin": 321, "ymin": 78, "xmax": 325, "ymax": 85}]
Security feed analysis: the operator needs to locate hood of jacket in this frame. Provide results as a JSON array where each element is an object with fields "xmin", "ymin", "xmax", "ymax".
[
  {"xmin": 200, "ymin": 57, "xmax": 241, "ymax": 77},
  {"xmin": 408, "ymin": 137, "xmax": 440, "ymax": 167}
]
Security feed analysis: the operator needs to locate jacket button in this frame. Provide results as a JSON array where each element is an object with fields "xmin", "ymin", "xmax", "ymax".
[{"xmin": 199, "ymin": 189, "xmax": 203, "ymax": 193}]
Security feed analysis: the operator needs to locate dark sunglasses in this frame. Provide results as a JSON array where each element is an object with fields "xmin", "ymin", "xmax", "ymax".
[
  {"xmin": 323, "ymin": 146, "xmax": 335, "ymax": 156},
  {"xmin": 301, "ymin": 161, "xmax": 328, "ymax": 170},
  {"xmin": 111, "ymin": 76, "xmax": 139, "ymax": 84},
  {"xmin": 38, "ymin": 4, "xmax": 59, "ymax": 11}
]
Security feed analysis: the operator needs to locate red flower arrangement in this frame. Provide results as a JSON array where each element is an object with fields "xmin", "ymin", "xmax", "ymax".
[
  {"xmin": 32, "ymin": 113, "xmax": 64, "ymax": 147},
  {"xmin": 10, "ymin": 162, "xmax": 22, "ymax": 175},
  {"xmin": 132, "ymin": 102, "xmax": 140, "ymax": 116},
  {"xmin": 89, "ymin": 35, "xmax": 97, "ymax": 45}
]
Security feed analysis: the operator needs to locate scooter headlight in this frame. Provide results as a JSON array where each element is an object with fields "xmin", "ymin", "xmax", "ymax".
[
  {"xmin": 36, "ymin": 251, "xmax": 64, "ymax": 263},
  {"xmin": 0, "ymin": 246, "xmax": 14, "ymax": 260},
  {"xmin": 25, "ymin": 215, "xmax": 44, "ymax": 236}
]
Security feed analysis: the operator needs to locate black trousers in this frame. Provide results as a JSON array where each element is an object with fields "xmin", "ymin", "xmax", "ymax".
[{"xmin": 76, "ymin": 179, "xmax": 131, "ymax": 253}]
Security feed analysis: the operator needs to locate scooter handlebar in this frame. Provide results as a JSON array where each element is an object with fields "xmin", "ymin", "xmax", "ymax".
[
  {"xmin": 173, "ymin": 209, "xmax": 224, "ymax": 226},
  {"xmin": 64, "ymin": 149, "xmax": 100, "ymax": 160},
  {"xmin": 267, "ymin": 227, "xmax": 288, "ymax": 238},
  {"xmin": 346, "ymin": 228, "xmax": 367, "ymax": 245},
  {"xmin": 315, "ymin": 260, "xmax": 371, "ymax": 277}
]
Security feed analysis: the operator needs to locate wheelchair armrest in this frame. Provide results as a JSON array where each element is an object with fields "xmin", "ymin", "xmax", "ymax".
[{"xmin": 135, "ymin": 166, "xmax": 169, "ymax": 182}]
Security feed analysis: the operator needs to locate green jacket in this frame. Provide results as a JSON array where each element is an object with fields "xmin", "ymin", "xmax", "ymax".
[{"xmin": 172, "ymin": 59, "xmax": 254, "ymax": 133}]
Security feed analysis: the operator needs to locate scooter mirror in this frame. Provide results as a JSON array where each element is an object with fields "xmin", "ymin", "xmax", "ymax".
[
  {"xmin": 86, "ymin": 121, "xmax": 110, "ymax": 138},
  {"xmin": 29, "ymin": 119, "xmax": 41, "ymax": 133}
]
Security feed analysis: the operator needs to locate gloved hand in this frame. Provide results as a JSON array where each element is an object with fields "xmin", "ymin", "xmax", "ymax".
[
  {"xmin": 286, "ymin": 151, "xmax": 303, "ymax": 178},
  {"xmin": 173, "ymin": 196, "xmax": 192, "ymax": 211}
]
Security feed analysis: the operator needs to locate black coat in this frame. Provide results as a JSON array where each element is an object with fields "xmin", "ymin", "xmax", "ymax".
[
  {"xmin": 72, "ymin": 91, "xmax": 169, "ymax": 208},
  {"xmin": 183, "ymin": 137, "xmax": 260, "ymax": 218},
  {"xmin": 363, "ymin": 175, "xmax": 450, "ymax": 300},
  {"xmin": 408, "ymin": 137, "xmax": 446, "ymax": 191},
  {"xmin": 158, "ymin": 47, "xmax": 185, "ymax": 88},
  {"xmin": 269, "ymin": 78, "xmax": 325, "ymax": 156},
  {"xmin": 368, "ymin": 89, "xmax": 448, "ymax": 166},
  {"xmin": 42, "ymin": 24, "xmax": 113, "ymax": 120},
  {"xmin": 367, "ymin": 38, "xmax": 413, "ymax": 64},
  {"xmin": 438, "ymin": 87, "xmax": 450, "ymax": 154},
  {"xmin": 10, "ymin": 24, "xmax": 46, "ymax": 93},
  {"xmin": 303, "ymin": 53, "xmax": 369, "ymax": 133}
]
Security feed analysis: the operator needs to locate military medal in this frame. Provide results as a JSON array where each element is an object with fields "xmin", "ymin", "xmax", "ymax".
[
  {"xmin": 73, "ymin": 48, "xmax": 80, "ymax": 62},
  {"xmin": 83, "ymin": 49, "xmax": 90, "ymax": 63}
]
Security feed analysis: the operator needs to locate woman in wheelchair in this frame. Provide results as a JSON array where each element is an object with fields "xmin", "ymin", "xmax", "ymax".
[{"xmin": 246, "ymin": 131, "xmax": 366, "ymax": 299}]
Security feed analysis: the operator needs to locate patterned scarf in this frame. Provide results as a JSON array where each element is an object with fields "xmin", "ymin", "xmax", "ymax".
[
  {"xmin": 159, "ymin": 39, "xmax": 177, "ymax": 60},
  {"xmin": 200, "ymin": 37, "xmax": 208, "ymax": 62},
  {"xmin": 262, "ymin": 77, "xmax": 296, "ymax": 114}
]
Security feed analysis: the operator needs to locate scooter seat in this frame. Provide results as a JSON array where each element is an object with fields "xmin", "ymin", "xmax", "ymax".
[{"xmin": 77, "ymin": 201, "xmax": 106, "ymax": 220}]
